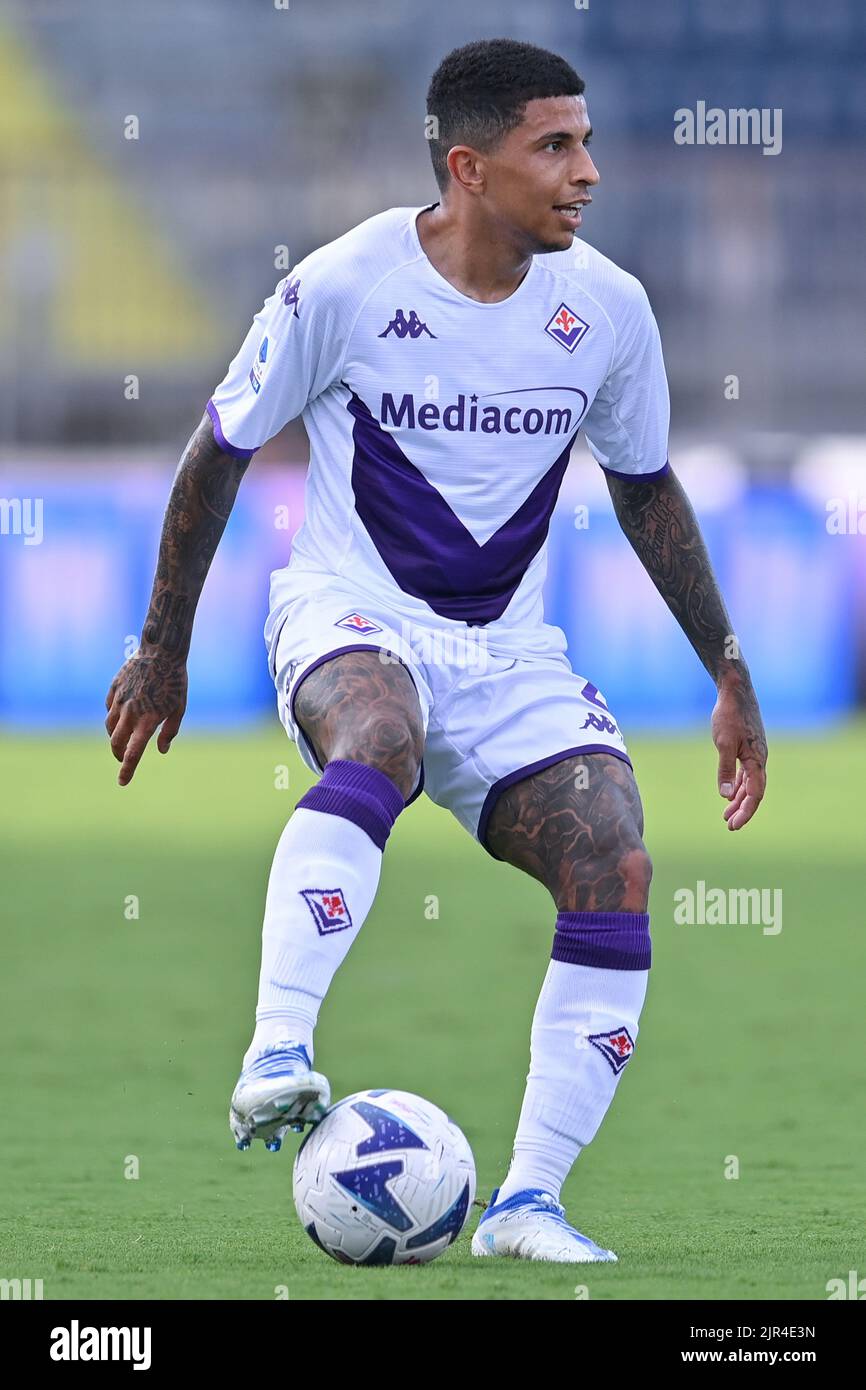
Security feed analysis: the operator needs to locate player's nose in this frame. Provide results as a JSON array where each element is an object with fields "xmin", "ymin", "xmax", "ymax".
[
  {"xmin": 575, "ymin": 157, "xmax": 603, "ymax": 190},
  {"xmin": 572, "ymin": 151, "xmax": 600, "ymax": 188}
]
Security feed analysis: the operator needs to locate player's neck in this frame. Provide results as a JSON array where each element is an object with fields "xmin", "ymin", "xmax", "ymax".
[{"xmin": 415, "ymin": 202, "xmax": 533, "ymax": 304}]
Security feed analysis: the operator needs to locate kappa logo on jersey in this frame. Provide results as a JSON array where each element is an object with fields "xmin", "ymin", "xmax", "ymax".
[
  {"xmin": 282, "ymin": 276, "xmax": 301, "ymax": 317},
  {"xmin": 248, "ymin": 336, "xmax": 268, "ymax": 394},
  {"xmin": 334, "ymin": 612, "xmax": 383, "ymax": 635},
  {"xmin": 588, "ymin": 1026, "xmax": 635, "ymax": 1075},
  {"xmin": 581, "ymin": 711, "xmax": 619, "ymax": 736},
  {"xmin": 378, "ymin": 309, "xmax": 436, "ymax": 339},
  {"xmin": 300, "ymin": 888, "xmax": 353, "ymax": 935},
  {"xmin": 544, "ymin": 302, "xmax": 590, "ymax": 354}
]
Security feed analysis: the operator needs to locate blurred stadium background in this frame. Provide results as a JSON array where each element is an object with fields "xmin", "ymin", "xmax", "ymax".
[{"xmin": 0, "ymin": 0, "xmax": 864, "ymax": 729}]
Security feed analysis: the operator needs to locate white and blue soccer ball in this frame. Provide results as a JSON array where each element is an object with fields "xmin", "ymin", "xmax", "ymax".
[{"xmin": 293, "ymin": 1088, "xmax": 476, "ymax": 1265}]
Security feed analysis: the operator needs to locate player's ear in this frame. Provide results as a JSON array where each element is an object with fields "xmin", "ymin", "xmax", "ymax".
[{"xmin": 446, "ymin": 145, "xmax": 486, "ymax": 195}]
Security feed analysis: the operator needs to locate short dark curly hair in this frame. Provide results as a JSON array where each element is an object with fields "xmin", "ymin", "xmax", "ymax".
[{"xmin": 426, "ymin": 38, "xmax": 585, "ymax": 193}]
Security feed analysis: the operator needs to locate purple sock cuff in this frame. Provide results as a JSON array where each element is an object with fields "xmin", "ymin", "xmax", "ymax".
[
  {"xmin": 296, "ymin": 759, "xmax": 405, "ymax": 851},
  {"xmin": 552, "ymin": 911, "xmax": 652, "ymax": 971}
]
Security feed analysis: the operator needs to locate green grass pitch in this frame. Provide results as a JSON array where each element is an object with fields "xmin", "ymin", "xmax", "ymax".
[{"xmin": 2, "ymin": 723, "xmax": 864, "ymax": 1300}]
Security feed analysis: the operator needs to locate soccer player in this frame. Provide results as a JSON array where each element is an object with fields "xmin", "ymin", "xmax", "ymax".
[{"xmin": 105, "ymin": 39, "xmax": 768, "ymax": 1263}]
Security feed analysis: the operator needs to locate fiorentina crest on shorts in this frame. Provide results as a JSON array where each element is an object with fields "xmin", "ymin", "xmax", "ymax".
[
  {"xmin": 544, "ymin": 302, "xmax": 590, "ymax": 353},
  {"xmin": 588, "ymin": 1025, "xmax": 635, "ymax": 1075},
  {"xmin": 300, "ymin": 888, "xmax": 353, "ymax": 935},
  {"xmin": 335, "ymin": 612, "xmax": 383, "ymax": 635}
]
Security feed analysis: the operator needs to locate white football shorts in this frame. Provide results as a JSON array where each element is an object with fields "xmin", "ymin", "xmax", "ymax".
[{"xmin": 266, "ymin": 582, "xmax": 632, "ymax": 856}]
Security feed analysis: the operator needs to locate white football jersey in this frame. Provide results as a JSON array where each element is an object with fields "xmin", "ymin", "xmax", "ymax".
[{"xmin": 209, "ymin": 204, "xmax": 670, "ymax": 662}]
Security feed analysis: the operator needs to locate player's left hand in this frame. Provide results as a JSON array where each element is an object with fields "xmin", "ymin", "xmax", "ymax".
[{"xmin": 711, "ymin": 679, "xmax": 768, "ymax": 831}]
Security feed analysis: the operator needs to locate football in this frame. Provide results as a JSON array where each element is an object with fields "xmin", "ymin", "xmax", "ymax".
[{"xmin": 293, "ymin": 1088, "xmax": 476, "ymax": 1265}]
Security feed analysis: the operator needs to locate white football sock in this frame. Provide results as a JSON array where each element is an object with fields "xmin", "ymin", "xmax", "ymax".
[
  {"xmin": 243, "ymin": 808, "xmax": 381, "ymax": 1066},
  {"xmin": 243, "ymin": 759, "xmax": 404, "ymax": 1068},
  {"xmin": 496, "ymin": 948, "xmax": 649, "ymax": 1205}
]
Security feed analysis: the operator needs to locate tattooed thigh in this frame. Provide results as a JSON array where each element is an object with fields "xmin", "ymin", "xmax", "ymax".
[
  {"xmin": 293, "ymin": 650, "xmax": 424, "ymax": 799},
  {"xmin": 485, "ymin": 753, "xmax": 652, "ymax": 913}
]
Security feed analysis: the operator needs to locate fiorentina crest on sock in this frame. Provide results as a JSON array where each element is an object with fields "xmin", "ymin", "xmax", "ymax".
[
  {"xmin": 587, "ymin": 1025, "xmax": 635, "ymax": 1075},
  {"xmin": 300, "ymin": 888, "xmax": 353, "ymax": 935}
]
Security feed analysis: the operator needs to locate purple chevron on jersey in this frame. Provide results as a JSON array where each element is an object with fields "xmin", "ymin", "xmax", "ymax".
[{"xmin": 345, "ymin": 389, "xmax": 583, "ymax": 624}]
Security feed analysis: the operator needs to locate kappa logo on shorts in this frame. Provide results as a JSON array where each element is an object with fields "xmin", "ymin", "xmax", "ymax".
[
  {"xmin": 588, "ymin": 1026, "xmax": 635, "ymax": 1075},
  {"xmin": 334, "ymin": 612, "xmax": 383, "ymax": 635},
  {"xmin": 544, "ymin": 302, "xmax": 590, "ymax": 354},
  {"xmin": 300, "ymin": 888, "xmax": 353, "ymax": 935},
  {"xmin": 581, "ymin": 711, "xmax": 619, "ymax": 736}
]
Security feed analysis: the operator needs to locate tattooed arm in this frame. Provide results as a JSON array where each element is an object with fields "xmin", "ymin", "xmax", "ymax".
[
  {"xmin": 105, "ymin": 413, "xmax": 250, "ymax": 785},
  {"xmin": 605, "ymin": 465, "xmax": 767, "ymax": 830}
]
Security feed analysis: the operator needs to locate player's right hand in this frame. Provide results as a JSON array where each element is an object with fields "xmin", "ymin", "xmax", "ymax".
[{"xmin": 104, "ymin": 649, "xmax": 188, "ymax": 786}]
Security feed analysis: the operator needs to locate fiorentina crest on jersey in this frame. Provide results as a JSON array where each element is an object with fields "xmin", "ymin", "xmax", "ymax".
[
  {"xmin": 588, "ymin": 1026, "xmax": 635, "ymax": 1075},
  {"xmin": 300, "ymin": 888, "xmax": 353, "ymax": 935},
  {"xmin": 544, "ymin": 302, "xmax": 590, "ymax": 354},
  {"xmin": 334, "ymin": 612, "xmax": 383, "ymax": 635}
]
